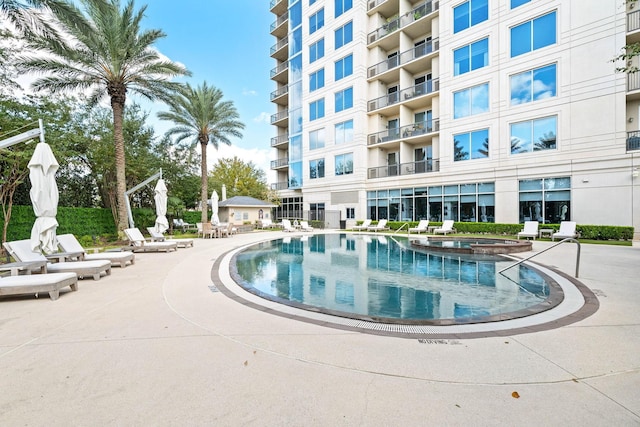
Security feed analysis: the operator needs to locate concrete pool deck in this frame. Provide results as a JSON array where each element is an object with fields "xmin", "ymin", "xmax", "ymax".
[{"xmin": 1, "ymin": 231, "xmax": 638, "ymax": 425}]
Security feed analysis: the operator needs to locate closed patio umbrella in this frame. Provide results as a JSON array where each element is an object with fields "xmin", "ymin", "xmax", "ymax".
[
  {"xmin": 28, "ymin": 142, "xmax": 59, "ymax": 254},
  {"xmin": 154, "ymin": 178, "xmax": 169, "ymax": 233},
  {"xmin": 211, "ymin": 190, "xmax": 220, "ymax": 225}
]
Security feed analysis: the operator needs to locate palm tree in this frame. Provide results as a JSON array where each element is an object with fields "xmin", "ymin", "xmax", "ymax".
[
  {"xmin": 1, "ymin": 0, "xmax": 81, "ymax": 40},
  {"xmin": 157, "ymin": 82, "xmax": 244, "ymax": 224},
  {"xmin": 15, "ymin": 0, "xmax": 190, "ymax": 235}
]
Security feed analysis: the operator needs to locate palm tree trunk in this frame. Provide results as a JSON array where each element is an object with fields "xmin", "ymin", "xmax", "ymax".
[
  {"xmin": 200, "ymin": 140, "xmax": 208, "ymax": 224},
  {"xmin": 111, "ymin": 98, "xmax": 129, "ymax": 237}
]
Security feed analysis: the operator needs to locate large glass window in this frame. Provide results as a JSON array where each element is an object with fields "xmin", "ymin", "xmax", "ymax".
[
  {"xmin": 453, "ymin": 83, "xmax": 489, "ymax": 119},
  {"xmin": 335, "ymin": 21, "xmax": 353, "ymax": 50},
  {"xmin": 511, "ymin": 11, "xmax": 556, "ymax": 57},
  {"xmin": 309, "ymin": 38, "xmax": 324, "ymax": 63},
  {"xmin": 511, "ymin": 0, "xmax": 530, "ymax": 8},
  {"xmin": 511, "ymin": 116, "xmax": 557, "ymax": 154},
  {"xmin": 335, "ymin": 54, "xmax": 353, "ymax": 80},
  {"xmin": 309, "ymin": 158, "xmax": 325, "ymax": 179},
  {"xmin": 309, "ymin": 98, "xmax": 325, "ymax": 121},
  {"xmin": 453, "ymin": 129, "xmax": 489, "ymax": 161},
  {"xmin": 335, "ymin": 153, "xmax": 353, "ymax": 175},
  {"xmin": 510, "ymin": 63, "xmax": 556, "ymax": 105},
  {"xmin": 519, "ymin": 177, "xmax": 570, "ymax": 223},
  {"xmin": 453, "ymin": 0, "xmax": 488, "ymax": 33},
  {"xmin": 289, "ymin": 1, "xmax": 302, "ymax": 29},
  {"xmin": 289, "ymin": 27, "xmax": 302, "ymax": 56},
  {"xmin": 453, "ymin": 38, "xmax": 489, "ymax": 76},
  {"xmin": 309, "ymin": 8, "xmax": 324, "ymax": 34},
  {"xmin": 335, "ymin": 87, "xmax": 353, "ymax": 112},
  {"xmin": 335, "ymin": 119, "xmax": 353, "ymax": 144},
  {"xmin": 309, "ymin": 68, "xmax": 324, "ymax": 92},
  {"xmin": 335, "ymin": 0, "xmax": 352, "ymax": 17},
  {"xmin": 309, "ymin": 128, "xmax": 325, "ymax": 150}
]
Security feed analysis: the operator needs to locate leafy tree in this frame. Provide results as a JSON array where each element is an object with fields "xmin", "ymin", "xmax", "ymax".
[
  {"xmin": 534, "ymin": 131, "xmax": 556, "ymax": 151},
  {"xmin": 15, "ymin": 0, "xmax": 190, "ymax": 236},
  {"xmin": 208, "ymin": 156, "xmax": 270, "ymax": 202},
  {"xmin": 158, "ymin": 82, "xmax": 244, "ymax": 224},
  {"xmin": 453, "ymin": 139, "xmax": 468, "ymax": 161}
]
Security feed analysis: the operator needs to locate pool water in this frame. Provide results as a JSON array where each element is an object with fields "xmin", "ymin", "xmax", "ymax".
[{"xmin": 231, "ymin": 234, "xmax": 557, "ymax": 324}]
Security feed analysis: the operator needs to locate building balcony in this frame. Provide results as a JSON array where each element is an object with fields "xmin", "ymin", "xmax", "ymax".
[
  {"xmin": 271, "ymin": 181, "xmax": 289, "ymax": 191},
  {"xmin": 367, "ymin": 119, "xmax": 439, "ymax": 146},
  {"xmin": 270, "ymin": 85, "xmax": 289, "ymax": 105},
  {"xmin": 270, "ymin": 110, "xmax": 288, "ymax": 127},
  {"xmin": 270, "ymin": 12, "xmax": 288, "ymax": 37},
  {"xmin": 628, "ymin": 72, "xmax": 640, "ymax": 93},
  {"xmin": 367, "ymin": 79, "xmax": 439, "ymax": 113},
  {"xmin": 367, "ymin": 159, "xmax": 439, "ymax": 179},
  {"xmin": 627, "ymin": 130, "xmax": 640, "ymax": 151},
  {"xmin": 368, "ymin": 0, "xmax": 438, "ymax": 46},
  {"xmin": 368, "ymin": 38, "xmax": 439, "ymax": 80},
  {"xmin": 270, "ymin": 37, "xmax": 288, "ymax": 60},
  {"xmin": 271, "ymin": 157, "xmax": 289, "ymax": 170},
  {"xmin": 270, "ymin": 0, "xmax": 286, "ymax": 14},
  {"xmin": 271, "ymin": 134, "xmax": 289, "ymax": 148},
  {"xmin": 270, "ymin": 62, "xmax": 289, "ymax": 83}
]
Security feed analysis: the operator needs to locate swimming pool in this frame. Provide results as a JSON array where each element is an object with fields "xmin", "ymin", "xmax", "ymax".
[{"xmin": 230, "ymin": 234, "xmax": 562, "ymax": 325}]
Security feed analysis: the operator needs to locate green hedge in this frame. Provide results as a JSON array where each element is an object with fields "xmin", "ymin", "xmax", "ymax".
[
  {"xmin": 1, "ymin": 205, "xmax": 118, "ymax": 242},
  {"xmin": 381, "ymin": 221, "xmax": 634, "ymax": 241}
]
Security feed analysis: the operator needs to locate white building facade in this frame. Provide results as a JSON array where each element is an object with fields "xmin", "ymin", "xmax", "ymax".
[{"xmin": 269, "ymin": 0, "xmax": 640, "ymax": 238}]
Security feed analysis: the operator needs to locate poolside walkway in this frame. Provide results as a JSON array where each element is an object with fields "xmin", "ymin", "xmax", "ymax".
[{"xmin": 1, "ymin": 231, "xmax": 639, "ymax": 426}]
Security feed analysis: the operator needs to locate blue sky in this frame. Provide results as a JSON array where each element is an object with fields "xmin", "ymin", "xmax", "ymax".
[{"xmin": 134, "ymin": 1, "xmax": 276, "ymax": 178}]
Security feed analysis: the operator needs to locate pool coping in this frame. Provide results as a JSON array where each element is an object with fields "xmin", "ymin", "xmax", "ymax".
[{"xmin": 212, "ymin": 235, "xmax": 599, "ymax": 339}]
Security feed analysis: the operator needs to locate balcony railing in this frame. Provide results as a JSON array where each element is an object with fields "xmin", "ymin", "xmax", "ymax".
[
  {"xmin": 270, "ymin": 38, "xmax": 288, "ymax": 56},
  {"xmin": 270, "ymin": 86, "xmax": 289, "ymax": 100},
  {"xmin": 628, "ymin": 72, "xmax": 640, "ymax": 92},
  {"xmin": 271, "ymin": 134, "xmax": 288, "ymax": 146},
  {"xmin": 367, "ymin": 0, "xmax": 386, "ymax": 11},
  {"xmin": 367, "ymin": 79, "xmax": 438, "ymax": 112},
  {"xmin": 627, "ymin": 130, "xmax": 640, "ymax": 151},
  {"xmin": 270, "ymin": 13, "xmax": 288, "ymax": 32},
  {"xmin": 270, "ymin": 110, "xmax": 288, "ymax": 124},
  {"xmin": 270, "ymin": 0, "xmax": 285, "ymax": 10},
  {"xmin": 400, "ymin": 79, "xmax": 439, "ymax": 101},
  {"xmin": 368, "ymin": 38, "xmax": 439, "ymax": 78},
  {"xmin": 368, "ymin": 0, "xmax": 438, "ymax": 44},
  {"xmin": 270, "ymin": 158, "xmax": 289, "ymax": 169},
  {"xmin": 368, "ymin": 119, "xmax": 439, "ymax": 145},
  {"xmin": 629, "ymin": 10, "xmax": 640, "ymax": 32},
  {"xmin": 270, "ymin": 62, "xmax": 288, "ymax": 78},
  {"xmin": 368, "ymin": 159, "xmax": 439, "ymax": 179},
  {"xmin": 271, "ymin": 181, "xmax": 289, "ymax": 191}
]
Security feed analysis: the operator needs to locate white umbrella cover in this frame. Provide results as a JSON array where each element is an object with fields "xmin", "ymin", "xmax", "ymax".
[
  {"xmin": 211, "ymin": 190, "xmax": 220, "ymax": 225},
  {"xmin": 28, "ymin": 142, "xmax": 59, "ymax": 254},
  {"xmin": 154, "ymin": 178, "xmax": 169, "ymax": 233}
]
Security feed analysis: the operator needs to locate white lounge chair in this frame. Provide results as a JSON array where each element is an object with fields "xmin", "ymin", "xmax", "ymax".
[
  {"xmin": 3, "ymin": 239, "xmax": 111, "ymax": 280},
  {"xmin": 57, "ymin": 234, "xmax": 135, "ymax": 267},
  {"xmin": 300, "ymin": 221, "xmax": 314, "ymax": 232},
  {"xmin": 352, "ymin": 219, "xmax": 372, "ymax": 231},
  {"xmin": 281, "ymin": 219, "xmax": 296, "ymax": 232},
  {"xmin": 367, "ymin": 219, "xmax": 389, "ymax": 232},
  {"xmin": 433, "ymin": 220, "xmax": 456, "ymax": 235},
  {"xmin": 146, "ymin": 227, "xmax": 194, "ymax": 248},
  {"xmin": 517, "ymin": 221, "xmax": 539, "ymax": 240},
  {"xmin": 552, "ymin": 221, "xmax": 578, "ymax": 241},
  {"xmin": 257, "ymin": 219, "xmax": 274, "ymax": 229},
  {"xmin": 124, "ymin": 228, "xmax": 178, "ymax": 252},
  {"xmin": 409, "ymin": 220, "xmax": 430, "ymax": 234},
  {"xmin": 0, "ymin": 272, "xmax": 78, "ymax": 301}
]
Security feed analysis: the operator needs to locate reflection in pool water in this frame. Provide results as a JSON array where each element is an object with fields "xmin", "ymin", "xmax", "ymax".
[{"xmin": 232, "ymin": 234, "xmax": 555, "ymax": 323}]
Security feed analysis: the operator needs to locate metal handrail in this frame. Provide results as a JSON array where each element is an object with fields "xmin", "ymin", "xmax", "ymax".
[
  {"xmin": 394, "ymin": 222, "xmax": 409, "ymax": 234},
  {"xmin": 498, "ymin": 238, "xmax": 581, "ymax": 278}
]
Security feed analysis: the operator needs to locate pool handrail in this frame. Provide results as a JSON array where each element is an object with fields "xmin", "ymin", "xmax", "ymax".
[{"xmin": 498, "ymin": 237, "xmax": 581, "ymax": 278}]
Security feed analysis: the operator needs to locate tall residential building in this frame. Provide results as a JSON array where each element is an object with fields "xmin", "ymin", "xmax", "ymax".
[{"xmin": 269, "ymin": 0, "xmax": 640, "ymax": 238}]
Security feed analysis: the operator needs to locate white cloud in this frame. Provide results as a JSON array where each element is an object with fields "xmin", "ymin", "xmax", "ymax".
[
  {"xmin": 242, "ymin": 88, "xmax": 258, "ymax": 96},
  {"xmin": 253, "ymin": 112, "xmax": 271, "ymax": 124}
]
